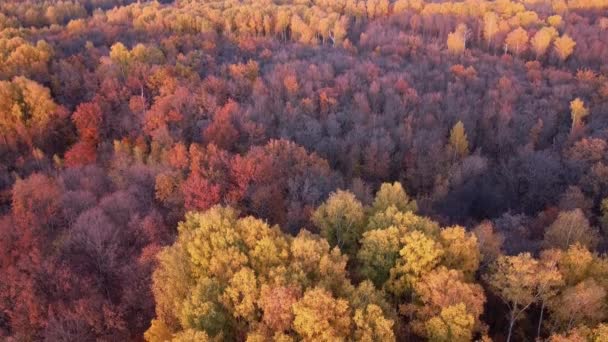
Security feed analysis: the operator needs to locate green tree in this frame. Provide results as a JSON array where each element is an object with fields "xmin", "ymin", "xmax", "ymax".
[
  {"xmin": 312, "ymin": 190, "xmax": 365, "ymax": 255},
  {"xmin": 358, "ymin": 226, "xmax": 402, "ymax": 286}
]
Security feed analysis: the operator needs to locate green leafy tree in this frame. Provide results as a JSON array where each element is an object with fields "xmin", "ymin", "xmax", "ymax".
[{"xmin": 312, "ymin": 190, "xmax": 365, "ymax": 255}]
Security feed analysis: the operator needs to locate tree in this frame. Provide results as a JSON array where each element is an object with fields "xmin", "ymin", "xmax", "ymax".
[
  {"xmin": 312, "ymin": 190, "xmax": 365, "ymax": 255},
  {"xmin": 425, "ymin": 304, "xmax": 475, "ymax": 342},
  {"xmin": 358, "ymin": 226, "xmax": 402, "ymax": 287},
  {"xmin": 366, "ymin": 207, "xmax": 438, "ymax": 235},
  {"xmin": 371, "ymin": 182, "xmax": 417, "ymax": 214},
  {"xmin": 0, "ymin": 76, "xmax": 62, "ymax": 147},
  {"xmin": 570, "ymin": 98, "xmax": 589, "ymax": 133},
  {"xmin": 413, "ymin": 267, "xmax": 485, "ymax": 338},
  {"xmin": 64, "ymin": 141, "xmax": 97, "ymax": 167},
  {"xmin": 505, "ymin": 27, "xmax": 529, "ymax": 56},
  {"xmin": 387, "ymin": 231, "xmax": 444, "ymax": 296},
  {"xmin": 600, "ymin": 198, "xmax": 608, "ymax": 235},
  {"xmin": 472, "ymin": 222, "xmax": 504, "ymax": 269},
  {"xmin": 447, "ymin": 24, "xmax": 469, "ymax": 55},
  {"xmin": 536, "ymin": 253, "xmax": 564, "ymax": 338},
  {"xmin": 353, "ymin": 304, "xmax": 395, "ymax": 342},
  {"xmin": 548, "ymin": 323, "xmax": 608, "ymax": 342},
  {"xmin": 448, "ymin": 121, "xmax": 469, "ymax": 159},
  {"xmin": 485, "ymin": 253, "xmax": 542, "ymax": 342},
  {"xmin": 531, "ymin": 27, "xmax": 558, "ymax": 58},
  {"xmin": 483, "ymin": 12, "xmax": 499, "ymax": 49},
  {"xmin": 204, "ymin": 100, "xmax": 239, "ymax": 150},
  {"xmin": 330, "ymin": 16, "xmax": 349, "ymax": 46},
  {"xmin": 438, "ymin": 226, "xmax": 480, "ymax": 278},
  {"xmin": 292, "ymin": 287, "xmax": 352, "ymax": 341},
  {"xmin": 221, "ymin": 267, "xmax": 259, "ymax": 321},
  {"xmin": 548, "ymin": 280, "xmax": 606, "ymax": 332},
  {"xmin": 543, "ymin": 209, "xmax": 599, "ymax": 250},
  {"xmin": 258, "ymin": 285, "xmax": 300, "ymax": 332},
  {"xmin": 554, "ymin": 34, "xmax": 576, "ymax": 61},
  {"xmin": 547, "ymin": 15, "xmax": 563, "ymax": 29},
  {"xmin": 72, "ymin": 101, "xmax": 102, "ymax": 144}
]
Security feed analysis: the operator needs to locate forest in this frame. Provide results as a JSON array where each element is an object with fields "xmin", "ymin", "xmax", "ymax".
[{"xmin": 1, "ymin": 0, "xmax": 608, "ymax": 341}]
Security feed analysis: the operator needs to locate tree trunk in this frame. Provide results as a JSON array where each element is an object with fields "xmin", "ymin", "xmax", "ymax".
[
  {"xmin": 507, "ymin": 308, "xmax": 517, "ymax": 342},
  {"xmin": 537, "ymin": 300, "xmax": 545, "ymax": 339}
]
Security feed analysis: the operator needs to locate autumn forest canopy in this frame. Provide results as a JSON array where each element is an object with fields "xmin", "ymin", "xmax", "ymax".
[{"xmin": 1, "ymin": 0, "xmax": 608, "ymax": 341}]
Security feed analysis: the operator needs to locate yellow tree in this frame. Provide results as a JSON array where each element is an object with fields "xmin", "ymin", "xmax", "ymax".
[
  {"xmin": 548, "ymin": 323, "xmax": 608, "ymax": 342},
  {"xmin": 449, "ymin": 121, "xmax": 469, "ymax": 159},
  {"xmin": 330, "ymin": 16, "xmax": 349, "ymax": 46},
  {"xmin": 292, "ymin": 287, "xmax": 352, "ymax": 341},
  {"xmin": 353, "ymin": 304, "xmax": 395, "ymax": 342},
  {"xmin": 547, "ymin": 15, "xmax": 563, "ymax": 29},
  {"xmin": 387, "ymin": 231, "xmax": 444, "ymax": 296},
  {"xmin": 366, "ymin": 206, "xmax": 437, "ymax": 235},
  {"xmin": 531, "ymin": 27, "xmax": 558, "ymax": 58},
  {"xmin": 485, "ymin": 253, "xmax": 542, "ymax": 342},
  {"xmin": 439, "ymin": 226, "xmax": 480, "ymax": 278},
  {"xmin": 372, "ymin": 182, "xmax": 417, "ymax": 214},
  {"xmin": 0, "ymin": 76, "xmax": 59, "ymax": 138},
  {"xmin": 425, "ymin": 303, "xmax": 475, "ymax": 342},
  {"xmin": 554, "ymin": 34, "xmax": 576, "ymax": 61},
  {"xmin": 221, "ymin": 267, "xmax": 259, "ymax": 321},
  {"xmin": 570, "ymin": 98, "xmax": 590, "ymax": 134},
  {"xmin": 447, "ymin": 24, "xmax": 469, "ymax": 55},
  {"xmin": 555, "ymin": 244, "xmax": 595, "ymax": 286},
  {"xmin": 505, "ymin": 27, "xmax": 529, "ymax": 56},
  {"xmin": 483, "ymin": 12, "xmax": 499, "ymax": 50}
]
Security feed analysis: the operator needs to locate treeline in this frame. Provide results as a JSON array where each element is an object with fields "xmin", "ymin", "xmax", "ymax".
[{"xmin": 1, "ymin": 0, "xmax": 608, "ymax": 340}]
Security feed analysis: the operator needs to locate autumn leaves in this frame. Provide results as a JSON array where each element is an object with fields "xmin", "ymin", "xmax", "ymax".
[
  {"xmin": 145, "ymin": 183, "xmax": 485, "ymax": 341},
  {"xmin": 447, "ymin": 4, "xmax": 577, "ymax": 62},
  {"xmin": 145, "ymin": 180, "xmax": 608, "ymax": 341}
]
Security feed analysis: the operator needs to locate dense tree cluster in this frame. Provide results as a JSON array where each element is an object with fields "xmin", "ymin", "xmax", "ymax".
[{"xmin": 1, "ymin": 0, "xmax": 608, "ymax": 340}]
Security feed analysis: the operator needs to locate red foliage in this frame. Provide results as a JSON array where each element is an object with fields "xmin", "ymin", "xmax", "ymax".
[
  {"xmin": 182, "ymin": 172, "xmax": 222, "ymax": 211},
  {"xmin": 72, "ymin": 101, "xmax": 103, "ymax": 143},
  {"xmin": 64, "ymin": 142, "xmax": 97, "ymax": 167},
  {"xmin": 204, "ymin": 100, "xmax": 240, "ymax": 150}
]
